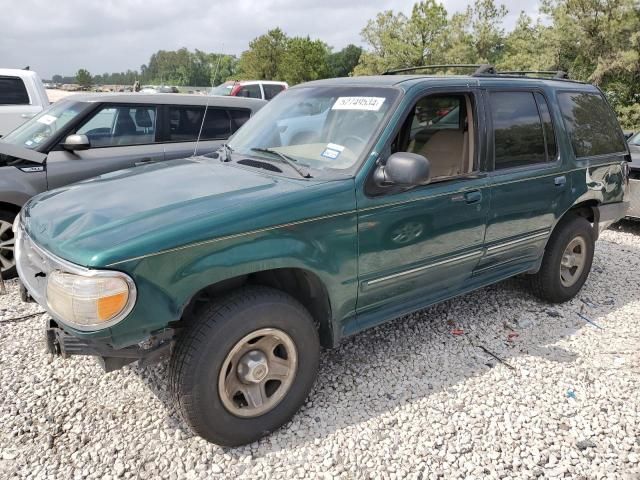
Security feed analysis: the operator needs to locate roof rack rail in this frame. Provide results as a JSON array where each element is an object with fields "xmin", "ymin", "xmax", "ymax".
[
  {"xmin": 499, "ymin": 70, "xmax": 569, "ymax": 79},
  {"xmin": 383, "ymin": 64, "xmax": 572, "ymax": 80},
  {"xmin": 383, "ymin": 64, "xmax": 493, "ymax": 75}
]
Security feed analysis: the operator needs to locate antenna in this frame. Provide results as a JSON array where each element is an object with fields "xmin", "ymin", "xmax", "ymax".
[{"xmin": 194, "ymin": 47, "xmax": 224, "ymax": 157}]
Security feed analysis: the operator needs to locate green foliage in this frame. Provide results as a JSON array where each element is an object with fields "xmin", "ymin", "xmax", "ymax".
[
  {"xmin": 356, "ymin": 0, "xmax": 640, "ymax": 126},
  {"xmin": 327, "ymin": 44, "xmax": 363, "ymax": 78},
  {"xmin": 75, "ymin": 69, "xmax": 92, "ymax": 88},
  {"xmin": 237, "ymin": 28, "xmax": 289, "ymax": 80}
]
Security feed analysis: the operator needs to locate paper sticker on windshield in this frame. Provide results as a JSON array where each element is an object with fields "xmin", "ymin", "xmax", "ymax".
[
  {"xmin": 321, "ymin": 143, "xmax": 345, "ymax": 159},
  {"xmin": 332, "ymin": 97, "xmax": 385, "ymax": 111},
  {"xmin": 37, "ymin": 114, "xmax": 57, "ymax": 126}
]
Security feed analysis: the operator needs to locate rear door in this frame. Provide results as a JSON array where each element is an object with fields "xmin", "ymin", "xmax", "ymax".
[
  {"xmin": 477, "ymin": 89, "xmax": 570, "ymax": 278},
  {"xmin": 45, "ymin": 103, "xmax": 164, "ymax": 189},
  {"xmin": 162, "ymin": 105, "xmax": 251, "ymax": 159}
]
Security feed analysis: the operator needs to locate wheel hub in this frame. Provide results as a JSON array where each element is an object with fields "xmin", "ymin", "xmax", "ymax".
[{"xmin": 237, "ymin": 350, "xmax": 269, "ymax": 384}]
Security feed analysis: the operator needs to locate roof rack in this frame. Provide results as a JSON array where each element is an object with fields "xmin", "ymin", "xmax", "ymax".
[
  {"xmin": 499, "ymin": 70, "xmax": 569, "ymax": 79},
  {"xmin": 383, "ymin": 64, "xmax": 495, "ymax": 76},
  {"xmin": 383, "ymin": 64, "xmax": 572, "ymax": 80}
]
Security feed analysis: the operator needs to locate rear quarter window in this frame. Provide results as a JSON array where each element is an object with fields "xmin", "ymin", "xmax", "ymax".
[
  {"xmin": 557, "ymin": 91, "xmax": 626, "ymax": 158},
  {"xmin": 0, "ymin": 76, "xmax": 30, "ymax": 105}
]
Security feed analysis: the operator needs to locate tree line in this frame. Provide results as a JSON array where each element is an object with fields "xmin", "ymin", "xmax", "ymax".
[{"xmin": 53, "ymin": 0, "xmax": 639, "ymax": 127}]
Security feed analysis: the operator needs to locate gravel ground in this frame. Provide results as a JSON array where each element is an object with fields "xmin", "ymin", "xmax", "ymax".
[{"xmin": 1, "ymin": 223, "xmax": 639, "ymax": 479}]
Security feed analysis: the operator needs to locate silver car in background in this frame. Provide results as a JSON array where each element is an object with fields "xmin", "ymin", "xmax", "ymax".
[{"xmin": 0, "ymin": 93, "xmax": 265, "ymax": 277}]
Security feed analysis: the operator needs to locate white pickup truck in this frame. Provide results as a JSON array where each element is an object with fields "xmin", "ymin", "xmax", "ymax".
[{"xmin": 0, "ymin": 69, "xmax": 49, "ymax": 137}]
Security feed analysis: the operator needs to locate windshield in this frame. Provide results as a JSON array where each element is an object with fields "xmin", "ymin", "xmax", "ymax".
[
  {"xmin": 629, "ymin": 132, "xmax": 640, "ymax": 146},
  {"xmin": 211, "ymin": 82, "xmax": 234, "ymax": 96},
  {"xmin": 2, "ymin": 100, "xmax": 87, "ymax": 150},
  {"xmin": 228, "ymin": 86, "xmax": 400, "ymax": 173}
]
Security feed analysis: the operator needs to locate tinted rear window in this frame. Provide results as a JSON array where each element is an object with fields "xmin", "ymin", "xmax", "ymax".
[
  {"xmin": 228, "ymin": 109, "xmax": 251, "ymax": 131},
  {"xmin": 490, "ymin": 91, "xmax": 547, "ymax": 169},
  {"xmin": 168, "ymin": 106, "xmax": 232, "ymax": 141},
  {"xmin": 558, "ymin": 91, "xmax": 626, "ymax": 158},
  {"xmin": 0, "ymin": 76, "xmax": 30, "ymax": 105},
  {"xmin": 263, "ymin": 84, "xmax": 285, "ymax": 100}
]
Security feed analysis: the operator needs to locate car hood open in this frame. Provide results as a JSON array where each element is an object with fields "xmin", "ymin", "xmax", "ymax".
[
  {"xmin": 22, "ymin": 157, "xmax": 338, "ymax": 267},
  {"xmin": 0, "ymin": 141, "xmax": 47, "ymax": 164}
]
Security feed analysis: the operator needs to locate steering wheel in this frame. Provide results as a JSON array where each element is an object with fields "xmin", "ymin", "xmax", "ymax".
[{"xmin": 340, "ymin": 134, "xmax": 367, "ymax": 152}]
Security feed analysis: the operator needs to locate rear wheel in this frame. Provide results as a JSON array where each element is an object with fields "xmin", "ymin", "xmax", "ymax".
[
  {"xmin": 169, "ymin": 286, "xmax": 320, "ymax": 446},
  {"xmin": 527, "ymin": 215, "xmax": 595, "ymax": 303},
  {"xmin": 0, "ymin": 210, "xmax": 17, "ymax": 279}
]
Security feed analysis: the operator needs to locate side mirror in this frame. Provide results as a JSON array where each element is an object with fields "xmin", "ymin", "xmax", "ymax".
[
  {"xmin": 61, "ymin": 134, "xmax": 90, "ymax": 151},
  {"xmin": 374, "ymin": 152, "xmax": 431, "ymax": 187}
]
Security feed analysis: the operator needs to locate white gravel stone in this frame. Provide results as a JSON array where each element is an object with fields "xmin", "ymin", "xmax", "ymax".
[{"xmin": 1, "ymin": 224, "xmax": 640, "ymax": 479}]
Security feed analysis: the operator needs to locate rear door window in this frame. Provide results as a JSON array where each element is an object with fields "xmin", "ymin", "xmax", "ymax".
[
  {"xmin": 76, "ymin": 105, "xmax": 157, "ymax": 147},
  {"xmin": 263, "ymin": 84, "xmax": 285, "ymax": 100},
  {"xmin": 557, "ymin": 91, "xmax": 626, "ymax": 158},
  {"xmin": 0, "ymin": 76, "xmax": 30, "ymax": 105},
  {"xmin": 236, "ymin": 84, "xmax": 262, "ymax": 99},
  {"xmin": 168, "ymin": 106, "xmax": 233, "ymax": 141},
  {"xmin": 490, "ymin": 91, "xmax": 547, "ymax": 169},
  {"xmin": 228, "ymin": 109, "xmax": 252, "ymax": 132}
]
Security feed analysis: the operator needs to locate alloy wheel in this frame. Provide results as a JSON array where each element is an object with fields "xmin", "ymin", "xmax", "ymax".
[{"xmin": 0, "ymin": 220, "xmax": 15, "ymax": 274}]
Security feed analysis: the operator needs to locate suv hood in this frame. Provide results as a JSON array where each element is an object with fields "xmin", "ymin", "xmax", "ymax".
[{"xmin": 23, "ymin": 157, "xmax": 345, "ymax": 267}]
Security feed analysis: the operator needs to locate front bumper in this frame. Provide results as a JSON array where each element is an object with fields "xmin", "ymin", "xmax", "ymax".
[{"xmin": 45, "ymin": 318, "xmax": 175, "ymax": 372}]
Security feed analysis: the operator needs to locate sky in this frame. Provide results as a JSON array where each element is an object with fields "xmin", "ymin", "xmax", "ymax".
[{"xmin": 0, "ymin": 0, "xmax": 541, "ymax": 79}]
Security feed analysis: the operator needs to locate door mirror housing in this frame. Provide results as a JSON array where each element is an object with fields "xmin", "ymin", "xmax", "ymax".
[
  {"xmin": 61, "ymin": 134, "xmax": 90, "ymax": 151},
  {"xmin": 374, "ymin": 152, "xmax": 431, "ymax": 187}
]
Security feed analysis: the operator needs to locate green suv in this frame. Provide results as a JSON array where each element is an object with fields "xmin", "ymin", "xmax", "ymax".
[{"xmin": 15, "ymin": 67, "xmax": 630, "ymax": 446}]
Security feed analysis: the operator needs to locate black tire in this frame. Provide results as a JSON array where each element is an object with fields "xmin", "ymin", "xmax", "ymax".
[
  {"xmin": 168, "ymin": 286, "xmax": 320, "ymax": 446},
  {"xmin": 527, "ymin": 215, "xmax": 595, "ymax": 303},
  {"xmin": 0, "ymin": 209, "xmax": 17, "ymax": 279}
]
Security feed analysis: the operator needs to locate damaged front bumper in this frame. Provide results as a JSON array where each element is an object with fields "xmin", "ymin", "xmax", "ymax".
[{"xmin": 45, "ymin": 318, "xmax": 175, "ymax": 372}]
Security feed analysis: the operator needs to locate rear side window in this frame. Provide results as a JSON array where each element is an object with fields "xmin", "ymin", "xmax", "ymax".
[
  {"xmin": 168, "ymin": 106, "xmax": 232, "ymax": 141},
  {"xmin": 558, "ymin": 91, "xmax": 626, "ymax": 158},
  {"xmin": 490, "ymin": 91, "xmax": 547, "ymax": 169},
  {"xmin": 0, "ymin": 76, "xmax": 30, "ymax": 105},
  {"xmin": 236, "ymin": 84, "xmax": 262, "ymax": 99},
  {"xmin": 263, "ymin": 84, "xmax": 285, "ymax": 100}
]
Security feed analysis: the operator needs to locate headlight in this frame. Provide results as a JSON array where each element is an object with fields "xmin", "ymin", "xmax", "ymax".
[{"xmin": 46, "ymin": 270, "xmax": 136, "ymax": 329}]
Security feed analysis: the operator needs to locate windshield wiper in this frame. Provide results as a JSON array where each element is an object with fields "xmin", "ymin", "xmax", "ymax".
[{"xmin": 250, "ymin": 147, "xmax": 312, "ymax": 179}]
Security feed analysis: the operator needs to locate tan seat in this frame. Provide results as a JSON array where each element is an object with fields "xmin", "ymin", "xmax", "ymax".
[{"xmin": 416, "ymin": 130, "xmax": 465, "ymax": 178}]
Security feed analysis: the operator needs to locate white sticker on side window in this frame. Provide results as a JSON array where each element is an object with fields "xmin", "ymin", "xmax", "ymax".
[
  {"xmin": 332, "ymin": 97, "xmax": 385, "ymax": 111},
  {"xmin": 37, "ymin": 114, "xmax": 57, "ymax": 125},
  {"xmin": 321, "ymin": 143, "xmax": 345, "ymax": 159}
]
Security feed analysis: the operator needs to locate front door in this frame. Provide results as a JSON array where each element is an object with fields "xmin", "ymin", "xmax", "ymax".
[
  {"xmin": 356, "ymin": 89, "xmax": 490, "ymax": 328},
  {"xmin": 45, "ymin": 104, "xmax": 164, "ymax": 189}
]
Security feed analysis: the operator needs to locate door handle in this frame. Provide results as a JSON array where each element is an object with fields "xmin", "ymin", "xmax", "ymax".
[
  {"xmin": 134, "ymin": 158, "xmax": 155, "ymax": 167},
  {"xmin": 21, "ymin": 113, "xmax": 36, "ymax": 119},
  {"xmin": 464, "ymin": 190, "xmax": 482, "ymax": 204},
  {"xmin": 554, "ymin": 175, "xmax": 567, "ymax": 187}
]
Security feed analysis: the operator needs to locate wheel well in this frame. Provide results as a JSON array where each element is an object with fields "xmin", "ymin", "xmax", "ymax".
[
  {"xmin": 0, "ymin": 201, "xmax": 21, "ymax": 215},
  {"xmin": 566, "ymin": 200, "xmax": 600, "ymax": 237},
  {"xmin": 180, "ymin": 268, "xmax": 335, "ymax": 348}
]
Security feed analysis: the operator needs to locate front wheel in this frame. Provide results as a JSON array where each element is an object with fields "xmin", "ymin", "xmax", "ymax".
[
  {"xmin": 0, "ymin": 210, "xmax": 17, "ymax": 279},
  {"xmin": 168, "ymin": 286, "xmax": 320, "ymax": 446},
  {"xmin": 527, "ymin": 215, "xmax": 595, "ymax": 303}
]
